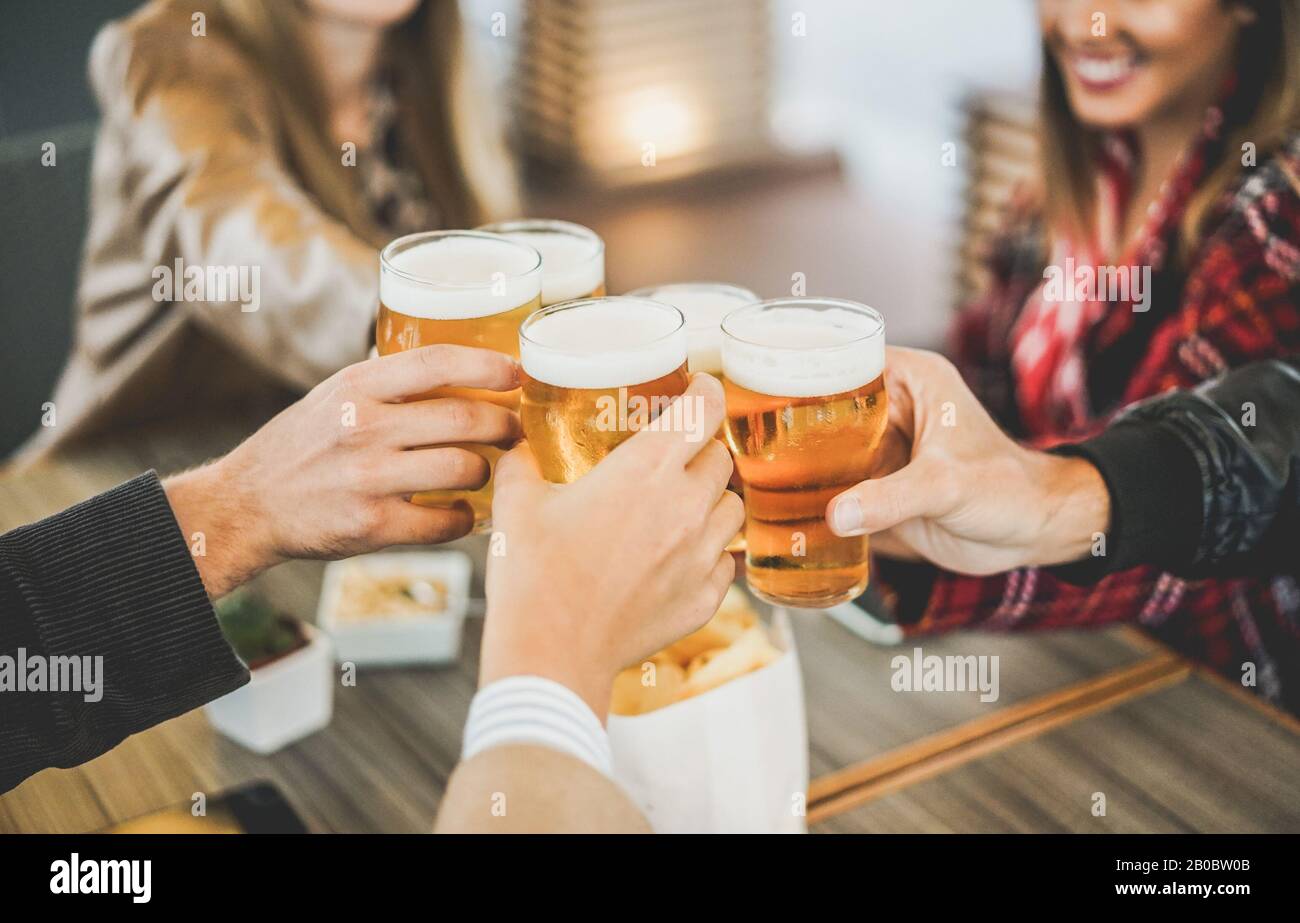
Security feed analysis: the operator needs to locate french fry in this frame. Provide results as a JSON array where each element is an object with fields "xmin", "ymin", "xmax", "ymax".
[
  {"xmin": 610, "ymin": 658, "xmax": 686, "ymax": 716},
  {"xmin": 678, "ymin": 626, "xmax": 780, "ymax": 701},
  {"xmin": 661, "ymin": 585, "xmax": 756, "ymax": 665},
  {"xmin": 609, "ymin": 587, "xmax": 780, "ymax": 716}
]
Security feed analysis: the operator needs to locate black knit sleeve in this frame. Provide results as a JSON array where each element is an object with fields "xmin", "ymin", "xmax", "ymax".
[
  {"xmin": 1050, "ymin": 358, "xmax": 1300, "ymax": 583},
  {"xmin": 0, "ymin": 472, "xmax": 249, "ymax": 794}
]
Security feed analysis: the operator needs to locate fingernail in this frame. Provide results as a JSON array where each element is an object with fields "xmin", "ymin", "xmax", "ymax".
[{"xmin": 831, "ymin": 495, "xmax": 864, "ymax": 536}]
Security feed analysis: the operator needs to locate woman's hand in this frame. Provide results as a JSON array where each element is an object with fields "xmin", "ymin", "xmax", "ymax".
[
  {"xmin": 479, "ymin": 374, "xmax": 744, "ymax": 721},
  {"xmin": 824, "ymin": 346, "xmax": 1110, "ymax": 575},
  {"xmin": 165, "ymin": 345, "xmax": 521, "ymax": 597}
]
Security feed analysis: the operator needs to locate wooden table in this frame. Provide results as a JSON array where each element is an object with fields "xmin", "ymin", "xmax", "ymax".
[
  {"xmin": 3, "ymin": 164, "xmax": 1298, "ymax": 832},
  {"xmin": 1, "ymin": 407, "xmax": 1297, "ymax": 834}
]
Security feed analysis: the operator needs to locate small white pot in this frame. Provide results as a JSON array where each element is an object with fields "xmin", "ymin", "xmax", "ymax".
[
  {"xmin": 205, "ymin": 622, "xmax": 334, "ymax": 755},
  {"xmin": 316, "ymin": 551, "xmax": 472, "ymax": 667}
]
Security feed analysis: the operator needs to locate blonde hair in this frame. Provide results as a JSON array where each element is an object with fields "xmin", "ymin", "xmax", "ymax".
[
  {"xmin": 1039, "ymin": 0, "xmax": 1300, "ymax": 263},
  {"xmin": 131, "ymin": 0, "xmax": 518, "ymax": 246}
]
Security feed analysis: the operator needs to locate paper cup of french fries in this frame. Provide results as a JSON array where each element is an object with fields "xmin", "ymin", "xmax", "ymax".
[{"xmin": 606, "ymin": 586, "xmax": 808, "ymax": 833}]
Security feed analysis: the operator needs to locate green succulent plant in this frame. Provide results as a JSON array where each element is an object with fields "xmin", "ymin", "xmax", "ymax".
[{"xmin": 215, "ymin": 591, "xmax": 305, "ymax": 669}]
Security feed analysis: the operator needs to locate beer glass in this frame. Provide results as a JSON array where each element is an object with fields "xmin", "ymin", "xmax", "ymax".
[
  {"xmin": 625, "ymin": 282, "xmax": 758, "ymax": 375},
  {"xmin": 476, "ymin": 219, "xmax": 605, "ymax": 307},
  {"xmin": 519, "ymin": 296, "xmax": 690, "ymax": 484},
  {"xmin": 628, "ymin": 282, "xmax": 759, "ymax": 552},
  {"xmin": 721, "ymin": 298, "xmax": 887, "ymax": 608},
  {"xmin": 377, "ymin": 230, "xmax": 543, "ymax": 530}
]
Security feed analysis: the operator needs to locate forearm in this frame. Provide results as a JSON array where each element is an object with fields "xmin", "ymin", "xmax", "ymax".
[{"xmin": 0, "ymin": 473, "xmax": 248, "ymax": 793}]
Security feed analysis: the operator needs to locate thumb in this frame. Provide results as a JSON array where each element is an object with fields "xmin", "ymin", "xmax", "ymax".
[
  {"xmin": 826, "ymin": 461, "xmax": 942, "ymax": 536},
  {"xmin": 492, "ymin": 441, "xmax": 546, "ymax": 500}
]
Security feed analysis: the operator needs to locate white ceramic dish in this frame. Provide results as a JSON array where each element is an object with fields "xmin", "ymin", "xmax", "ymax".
[
  {"xmin": 205, "ymin": 622, "xmax": 334, "ymax": 755},
  {"xmin": 316, "ymin": 551, "xmax": 473, "ymax": 667}
]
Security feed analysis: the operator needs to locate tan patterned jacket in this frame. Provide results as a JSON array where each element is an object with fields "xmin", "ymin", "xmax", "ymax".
[{"xmin": 23, "ymin": 8, "xmax": 378, "ymax": 459}]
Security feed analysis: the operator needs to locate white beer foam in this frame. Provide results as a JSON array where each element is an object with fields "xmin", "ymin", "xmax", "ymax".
[
  {"xmin": 380, "ymin": 235, "xmax": 541, "ymax": 320},
  {"xmin": 631, "ymin": 284, "xmax": 758, "ymax": 374},
  {"xmin": 498, "ymin": 230, "xmax": 604, "ymax": 305},
  {"xmin": 521, "ymin": 299, "xmax": 686, "ymax": 389},
  {"xmin": 722, "ymin": 304, "xmax": 884, "ymax": 398}
]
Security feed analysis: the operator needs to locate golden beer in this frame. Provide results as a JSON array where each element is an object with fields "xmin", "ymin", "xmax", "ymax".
[
  {"xmin": 477, "ymin": 219, "xmax": 606, "ymax": 307},
  {"xmin": 519, "ymin": 297, "xmax": 690, "ymax": 483},
  {"xmin": 377, "ymin": 230, "xmax": 543, "ymax": 530},
  {"xmin": 628, "ymin": 282, "xmax": 759, "ymax": 552},
  {"xmin": 721, "ymin": 298, "xmax": 887, "ymax": 608}
]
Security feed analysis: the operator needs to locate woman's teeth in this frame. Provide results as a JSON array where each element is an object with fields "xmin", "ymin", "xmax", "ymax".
[{"xmin": 1071, "ymin": 53, "xmax": 1138, "ymax": 86}]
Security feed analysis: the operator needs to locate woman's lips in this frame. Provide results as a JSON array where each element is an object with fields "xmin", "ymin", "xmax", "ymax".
[{"xmin": 1065, "ymin": 51, "xmax": 1142, "ymax": 92}]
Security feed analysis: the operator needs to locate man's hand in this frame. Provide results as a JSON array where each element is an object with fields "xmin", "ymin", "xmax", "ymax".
[
  {"xmin": 824, "ymin": 346, "xmax": 1111, "ymax": 575},
  {"xmin": 165, "ymin": 345, "xmax": 522, "ymax": 597},
  {"xmin": 479, "ymin": 374, "xmax": 744, "ymax": 721}
]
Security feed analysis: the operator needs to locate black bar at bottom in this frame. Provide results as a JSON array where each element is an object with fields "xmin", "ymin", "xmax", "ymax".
[{"xmin": 0, "ymin": 833, "xmax": 1289, "ymax": 907}]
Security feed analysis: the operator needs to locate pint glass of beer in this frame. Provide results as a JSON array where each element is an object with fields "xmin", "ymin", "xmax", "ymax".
[
  {"xmin": 477, "ymin": 219, "xmax": 605, "ymax": 306},
  {"xmin": 721, "ymin": 298, "xmax": 887, "ymax": 608},
  {"xmin": 377, "ymin": 230, "xmax": 543, "ymax": 530},
  {"xmin": 625, "ymin": 282, "xmax": 758, "ymax": 375},
  {"xmin": 628, "ymin": 282, "xmax": 759, "ymax": 552},
  {"xmin": 519, "ymin": 296, "xmax": 690, "ymax": 484}
]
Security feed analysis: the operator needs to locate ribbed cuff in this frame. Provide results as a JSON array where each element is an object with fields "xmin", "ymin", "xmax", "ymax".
[
  {"xmin": 0, "ymin": 471, "xmax": 248, "ymax": 788},
  {"xmin": 463, "ymin": 676, "xmax": 612, "ymax": 777},
  {"xmin": 1049, "ymin": 422, "xmax": 1202, "ymax": 584}
]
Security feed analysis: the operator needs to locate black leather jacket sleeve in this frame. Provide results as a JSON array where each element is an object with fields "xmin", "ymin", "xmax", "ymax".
[{"xmin": 1051, "ymin": 358, "xmax": 1300, "ymax": 582}]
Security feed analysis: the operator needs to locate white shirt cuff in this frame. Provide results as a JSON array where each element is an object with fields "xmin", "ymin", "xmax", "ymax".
[{"xmin": 461, "ymin": 675, "xmax": 613, "ymax": 778}]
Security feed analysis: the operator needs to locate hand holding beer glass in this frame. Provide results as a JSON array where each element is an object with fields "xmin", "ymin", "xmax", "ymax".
[
  {"xmin": 483, "ymin": 375, "xmax": 743, "ymax": 720},
  {"xmin": 628, "ymin": 282, "xmax": 759, "ymax": 553},
  {"xmin": 721, "ymin": 298, "xmax": 888, "ymax": 608},
  {"xmin": 377, "ymin": 231, "xmax": 542, "ymax": 530}
]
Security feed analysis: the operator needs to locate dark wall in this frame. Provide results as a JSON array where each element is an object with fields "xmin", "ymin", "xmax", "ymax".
[
  {"xmin": 0, "ymin": 1, "xmax": 140, "ymax": 455},
  {"xmin": 0, "ymin": 0, "xmax": 141, "ymax": 137}
]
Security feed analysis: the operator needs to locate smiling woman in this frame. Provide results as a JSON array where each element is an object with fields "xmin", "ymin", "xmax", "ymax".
[
  {"xmin": 870, "ymin": 0, "xmax": 1300, "ymax": 715},
  {"xmin": 1038, "ymin": 0, "xmax": 1300, "ymax": 254}
]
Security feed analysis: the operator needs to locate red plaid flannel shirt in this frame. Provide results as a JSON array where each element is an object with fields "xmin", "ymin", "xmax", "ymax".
[{"xmin": 888, "ymin": 134, "xmax": 1300, "ymax": 714}]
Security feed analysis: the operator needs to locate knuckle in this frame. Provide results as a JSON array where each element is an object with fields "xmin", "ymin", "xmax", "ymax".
[
  {"xmin": 420, "ymin": 343, "xmax": 448, "ymax": 368},
  {"xmin": 704, "ymin": 437, "xmax": 730, "ymax": 468},
  {"xmin": 672, "ymin": 511, "xmax": 698, "ymax": 545},
  {"xmin": 339, "ymin": 412, "xmax": 371, "ymax": 447},
  {"xmin": 440, "ymin": 399, "xmax": 477, "ymax": 438},
  {"xmin": 715, "ymin": 553, "xmax": 736, "ymax": 588},
  {"xmin": 336, "ymin": 363, "xmax": 366, "ymax": 396},
  {"xmin": 338, "ymin": 457, "xmax": 368, "ymax": 489},
  {"xmin": 721, "ymin": 489, "xmax": 745, "ymax": 525},
  {"xmin": 449, "ymin": 448, "xmax": 490, "ymax": 486},
  {"xmin": 355, "ymin": 501, "xmax": 387, "ymax": 538},
  {"xmin": 878, "ymin": 486, "xmax": 907, "ymax": 527},
  {"xmin": 418, "ymin": 344, "xmax": 454, "ymax": 381},
  {"xmin": 699, "ymin": 385, "xmax": 726, "ymax": 422}
]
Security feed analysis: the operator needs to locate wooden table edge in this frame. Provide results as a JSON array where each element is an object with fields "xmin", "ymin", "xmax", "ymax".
[{"xmin": 805, "ymin": 652, "xmax": 1192, "ymax": 826}]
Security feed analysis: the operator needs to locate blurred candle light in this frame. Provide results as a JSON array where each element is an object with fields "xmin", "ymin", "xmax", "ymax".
[
  {"xmin": 614, "ymin": 87, "xmax": 700, "ymax": 159},
  {"xmin": 514, "ymin": 0, "xmax": 773, "ymax": 186}
]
